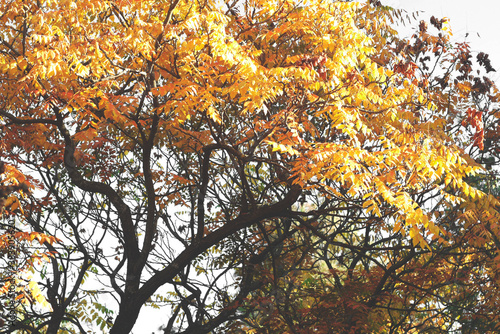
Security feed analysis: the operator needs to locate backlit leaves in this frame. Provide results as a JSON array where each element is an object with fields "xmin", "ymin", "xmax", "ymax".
[{"xmin": 0, "ymin": 0, "xmax": 499, "ymax": 333}]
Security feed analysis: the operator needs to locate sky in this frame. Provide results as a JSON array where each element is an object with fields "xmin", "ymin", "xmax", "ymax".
[{"xmin": 386, "ymin": 0, "xmax": 500, "ymax": 83}]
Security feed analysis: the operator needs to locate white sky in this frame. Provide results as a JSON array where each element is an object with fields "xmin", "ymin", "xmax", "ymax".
[{"xmin": 386, "ymin": 0, "xmax": 500, "ymax": 83}]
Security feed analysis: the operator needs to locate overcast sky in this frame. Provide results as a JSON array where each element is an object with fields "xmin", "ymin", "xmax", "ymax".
[{"xmin": 385, "ymin": 0, "xmax": 500, "ymax": 82}]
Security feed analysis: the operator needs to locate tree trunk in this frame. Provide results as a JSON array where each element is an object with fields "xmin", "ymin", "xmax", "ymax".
[{"xmin": 109, "ymin": 298, "xmax": 142, "ymax": 334}]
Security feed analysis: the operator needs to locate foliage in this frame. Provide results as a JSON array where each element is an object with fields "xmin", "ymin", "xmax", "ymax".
[
  {"xmin": 0, "ymin": 162, "xmax": 57, "ymax": 328},
  {"xmin": 0, "ymin": 0, "xmax": 499, "ymax": 333}
]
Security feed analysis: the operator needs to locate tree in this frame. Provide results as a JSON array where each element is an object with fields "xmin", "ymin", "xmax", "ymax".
[
  {"xmin": 227, "ymin": 6, "xmax": 500, "ymax": 334},
  {"xmin": 0, "ymin": 0, "xmax": 499, "ymax": 333}
]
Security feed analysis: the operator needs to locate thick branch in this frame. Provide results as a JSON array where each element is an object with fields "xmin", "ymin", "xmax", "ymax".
[
  {"xmin": 139, "ymin": 184, "xmax": 300, "ymax": 306},
  {"xmin": 53, "ymin": 107, "xmax": 141, "ymax": 288},
  {"xmin": 109, "ymin": 185, "xmax": 300, "ymax": 333}
]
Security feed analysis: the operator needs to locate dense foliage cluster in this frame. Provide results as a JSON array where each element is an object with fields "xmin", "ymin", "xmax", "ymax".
[{"xmin": 1, "ymin": 0, "xmax": 499, "ymax": 333}]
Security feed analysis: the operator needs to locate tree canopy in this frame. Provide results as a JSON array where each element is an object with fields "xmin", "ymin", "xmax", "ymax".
[{"xmin": 1, "ymin": 0, "xmax": 499, "ymax": 333}]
